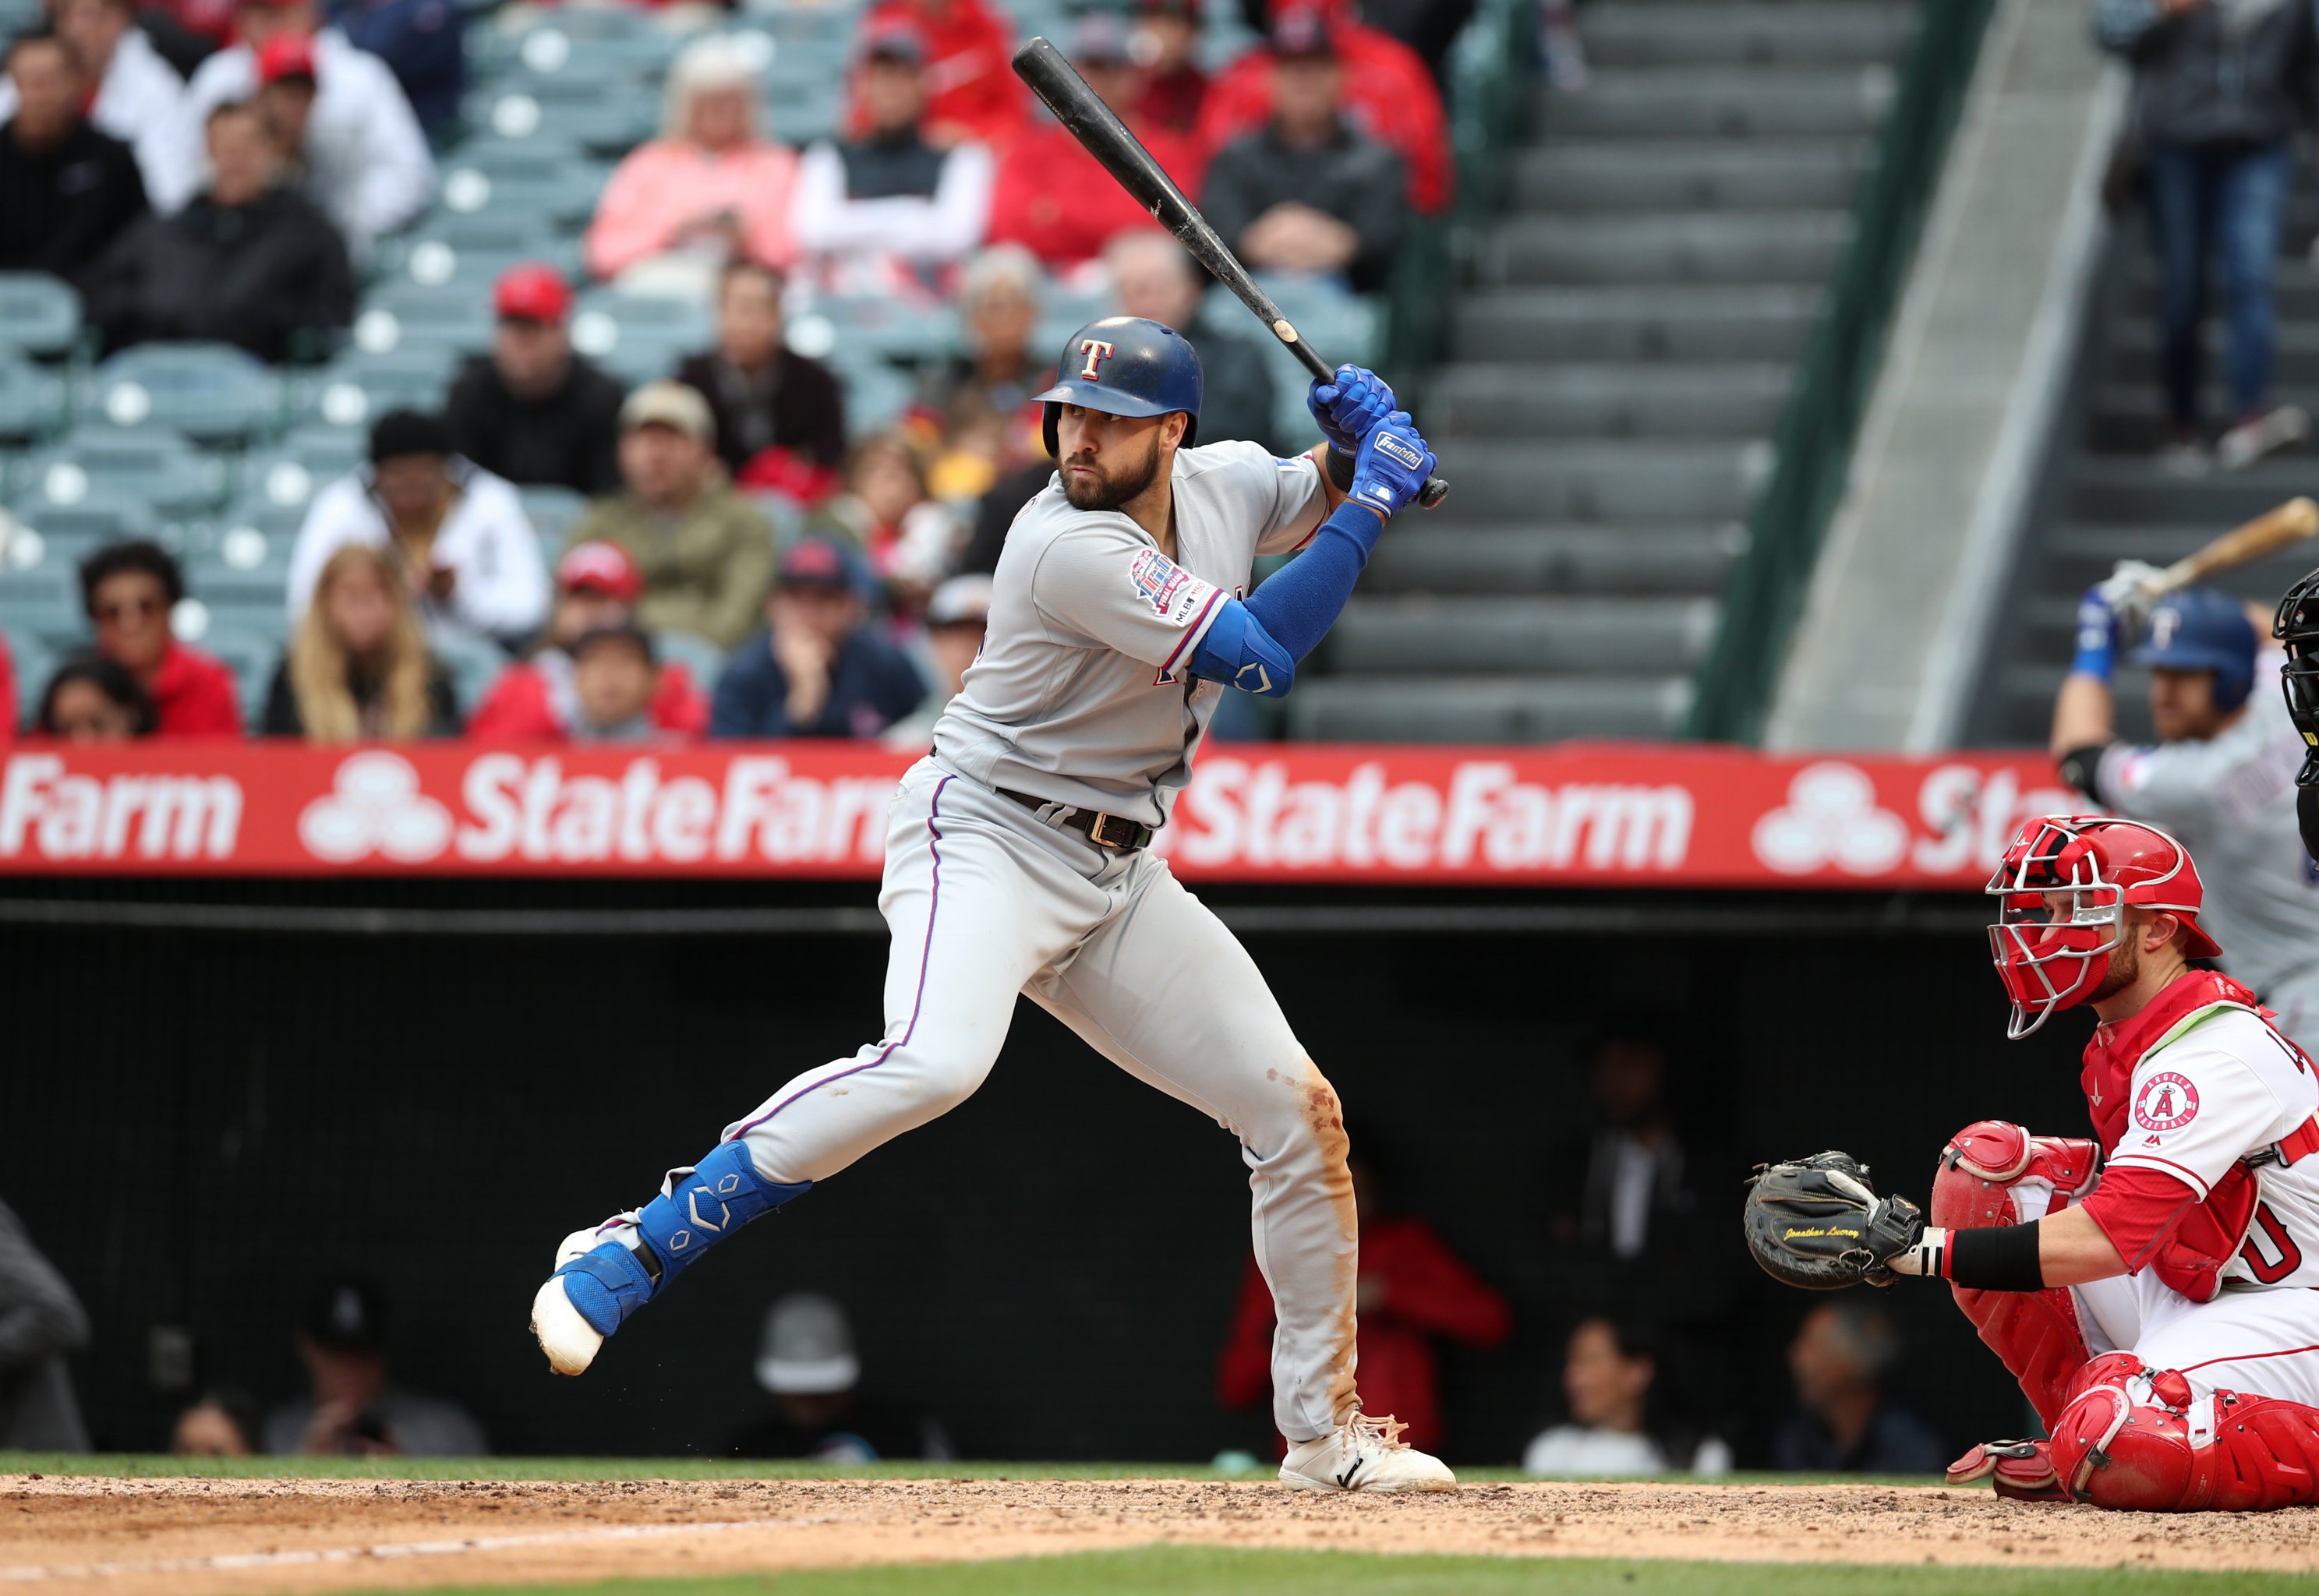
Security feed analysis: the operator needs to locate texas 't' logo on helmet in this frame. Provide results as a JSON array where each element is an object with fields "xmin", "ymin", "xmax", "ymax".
[{"xmin": 1078, "ymin": 339, "xmax": 1115, "ymax": 381}]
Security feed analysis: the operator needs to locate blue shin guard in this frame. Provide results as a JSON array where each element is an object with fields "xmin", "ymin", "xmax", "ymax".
[{"xmin": 555, "ymin": 1140, "xmax": 811, "ymax": 1337}]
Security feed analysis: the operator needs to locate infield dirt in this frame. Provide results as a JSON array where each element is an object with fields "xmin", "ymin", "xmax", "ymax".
[{"xmin": 5, "ymin": 1474, "xmax": 2317, "ymax": 1595}]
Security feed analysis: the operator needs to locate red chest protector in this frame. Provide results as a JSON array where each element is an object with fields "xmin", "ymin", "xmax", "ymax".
[{"xmin": 2081, "ymin": 971, "xmax": 2303, "ymax": 1301}]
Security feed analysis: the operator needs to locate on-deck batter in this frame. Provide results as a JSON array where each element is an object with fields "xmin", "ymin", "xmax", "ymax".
[{"xmin": 528, "ymin": 316, "xmax": 1455, "ymax": 1492}]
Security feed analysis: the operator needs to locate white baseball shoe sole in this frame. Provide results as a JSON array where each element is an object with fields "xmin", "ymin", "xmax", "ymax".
[
  {"xmin": 1279, "ymin": 1414, "xmax": 1456, "ymax": 1492},
  {"xmin": 529, "ymin": 1223, "xmax": 620, "ymax": 1377}
]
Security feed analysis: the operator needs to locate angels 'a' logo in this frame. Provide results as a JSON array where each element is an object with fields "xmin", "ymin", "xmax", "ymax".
[
  {"xmin": 2133, "ymin": 1071, "xmax": 2201, "ymax": 1133},
  {"xmin": 1079, "ymin": 339, "xmax": 1116, "ymax": 380}
]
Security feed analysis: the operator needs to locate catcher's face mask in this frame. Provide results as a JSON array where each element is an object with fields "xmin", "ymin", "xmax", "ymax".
[
  {"xmin": 1985, "ymin": 818, "xmax": 2125, "ymax": 1040},
  {"xmin": 2273, "ymin": 567, "xmax": 2319, "ymax": 786}
]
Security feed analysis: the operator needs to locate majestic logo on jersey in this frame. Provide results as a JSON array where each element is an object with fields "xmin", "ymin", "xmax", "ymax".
[
  {"xmin": 1129, "ymin": 547, "xmax": 1214, "ymax": 627},
  {"xmin": 1079, "ymin": 339, "xmax": 1117, "ymax": 380},
  {"xmin": 2133, "ymin": 1071, "xmax": 2201, "ymax": 1132}
]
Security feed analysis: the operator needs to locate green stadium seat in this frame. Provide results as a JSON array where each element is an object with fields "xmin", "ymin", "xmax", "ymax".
[
  {"xmin": 517, "ymin": 484, "xmax": 589, "ymax": 549},
  {"xmin": 437, "ymin": 151, "xmax": 611, "ymax": 229},
  {"xmin": 0, "ymin": 561, "xmax": 84, "ymax": 652},
  {"xmin": 432, "ymin": 626, "xmax": 514, "ymax": 715},
  {"xmin": 80, "ymin": 343, "xmax": 285, "ymax": 443},
  {"xmin": 292, "ymin": 348, "xmax": 462, "ymax": 429},
  {"xmin": 571, "ymin": 291, "xmax": 711, "ymax": 384},
  {"xmin": 352, "ymin": 289, "xmax": 496, "ymax": 358},
  {"xmin": 17, "ymin": 429, "xmax": 230, "ymax": 517},
  {"xmin": 0, "ymin": 273, "xmax": 82, "ymax": 359},
  {"xmin": 196, "ymin": 624, "xmax": 283, "ymax": 723},
  {"xmin": 0, "ymin": 355, "xmax": 65, "ymax": 442},
  {"xmin": 652, "ymin": 627, "xmax": 726, "ymax": 691},
  {"xmin": 184, "ymin": 520, "xmax": 295, "ymax": 610}
]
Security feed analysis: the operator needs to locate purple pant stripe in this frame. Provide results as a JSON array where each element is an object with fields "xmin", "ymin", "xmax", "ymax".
[{"xmin": 727, "ymin": 774, "xmax": 951, "ymax": 1142}]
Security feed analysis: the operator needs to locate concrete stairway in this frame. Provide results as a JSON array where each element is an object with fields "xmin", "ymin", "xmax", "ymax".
[{"xmin": 1288, "ymin": 0, "xmax": 1917, "ymax": 743}]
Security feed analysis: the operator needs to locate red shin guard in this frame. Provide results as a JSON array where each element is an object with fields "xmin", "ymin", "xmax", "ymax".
[
  {"xmin": 1932, "ymin": 1121, "xmax": 2100, "ymax": 1428},
  {"xmin": 2051, "ymin": 1354, "xmax": 2319, "ymax": 1511}
]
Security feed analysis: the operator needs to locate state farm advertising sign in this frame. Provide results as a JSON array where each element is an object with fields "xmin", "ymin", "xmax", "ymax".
[{"xmin": 0, "ymin": 743, "xmax": 2073, "ymax": 888}]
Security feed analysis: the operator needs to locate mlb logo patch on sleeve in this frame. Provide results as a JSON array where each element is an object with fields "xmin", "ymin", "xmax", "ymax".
[{"xmin": 1129, "ymin": 548, "xmax": 1217, "ymax": 627}]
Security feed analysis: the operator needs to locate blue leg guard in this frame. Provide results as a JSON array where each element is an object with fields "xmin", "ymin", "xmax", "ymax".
[{"xmin": 554, "ymin": 1140, "xmax": 811, "ymax": 1338}]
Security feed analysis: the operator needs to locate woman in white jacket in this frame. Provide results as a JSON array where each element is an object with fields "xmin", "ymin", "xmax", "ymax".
[{"xmin": 287, "ymin": 409, "xmax": 549, "ymax": 651}]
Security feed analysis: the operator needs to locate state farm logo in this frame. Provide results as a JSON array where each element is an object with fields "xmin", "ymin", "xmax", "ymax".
[
  {"xmin": 1751, "ymin": 763, "xmax": 1909, "ymax": 876},
  {"xmin": 299, "ymin": 751, "xmax": 454, "ymax": 863}
]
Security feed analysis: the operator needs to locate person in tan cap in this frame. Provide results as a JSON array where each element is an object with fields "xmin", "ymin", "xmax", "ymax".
[{"xmin": 562, "ymin": 381, "xmax": 776, "ymax": 653}]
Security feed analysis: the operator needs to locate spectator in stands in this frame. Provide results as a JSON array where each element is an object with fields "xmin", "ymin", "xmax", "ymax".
[
  {"xmin": 558, "ymin": 622, "xmax": 679, "ymax": 743},
  {"xmin": 1200, "ymin": 10, "xmax": 1408, "ymax": 293},
  {"xmin": 1107, "ymin": 230, "xmax": 1278, "ymax": 450},
  {"xmin": 0, "ymin": 30, "xmax": 149, "ymax": 285},
  {"xmin": 731, "ymin": 1293, "xmax": 953, "ymax": 1461},
  {"xmin": 265, "ymin": 543, "xmax": 459, "ymax": 740},
  {"xmin": 171, "ymin": 1390, "xmax": 261, "ymax": 1456},
  {"xmin": 711, "ymin": 537, "xmax": 926, "ymax": 739},
  {"xmin": 1522, "ymin": 1316, "xmax": 1731, "ymax": 1478},
  {"xmin": 913, "ymin": 245, "xmax": 1048, "ymax": 499},
  {"xmin": 445, "ymin": 264, "xmax": 627, "ymax": 500},
  {"xmin": 986, "ymin": 14, "xmax": 1200, "ymax": 274},
  {"xmin": 2098, "ymin": 0, "xmax": 2313, "ymax": 474},
  {"xmin": 790, "ymin": 21, "xmax": 995, "ymax": 298},
  {"xmin": 467, "ymin": 542, "xmax": 710, "ymax": 741},
  {"xmin": 1217, "ymin": 1146, "xmax": 1509, "ymax": 1457},
  {"xmin": 78, "ymin": 540, "xmax": 241, "ymax": 735},
  {"xmin": 34, "ymin": 651, "xmax": 156, "ymax": 740},
  {"xmin": 1267, "ymin": 0, "xmax": 1469, "ymax": 84},
  {"xmin": 1197, "ymin": 0, "xmax": 1448, "ymax": 217},
  {"xmin": 0, "ymin": 1197, "xmax": 89, "ymax": 1452},
  {"xmin": 330, "ymin": 0, "xmax": 463, "ymax": 140},
  {"xmin": 1772, "ymin": 1303, "xmax": 1946, "ymax": 1474},
  {"xmin": 1130, "ymin": 0, "xmax": 1207, "ymax": 135},
  {"xmin": 158, "ymin": 0, "xmax": 433, "ymax": 250},
  {"xmin": 882, "ymin": 572, "xmax": 988, "ymax": 749},
  {"xmin": 676, "ymin": 262, "xmax": 847, "ymax": 482},
  {"xmin": 585, "ymin": 34, "xmax": 799, "ymax": 295},
  {"xmin": 957, "ymin": 455, "xmax": 1054, "ymax": 575},
  {"xmin": 145, "ymin": 0, "xmax": 235, "ymax": 56},
  {"xmin": 288, "ymin": 409, "xmax": 549, "ymax": 651},
  {"xmin": 567, "ymin": 380, "xmax": 776, "ymax": 652},
  {"xmin": 84, "ymin": 99, "xmax": 353, "ymax": 361},
  {"xmin": 815, "ymin": 432, "xmax": 960, "ymax": 602},
  {"xmin": 0, "ymin": 0, "xmax": 189, "ymax": 197},
  {"xmin": 850, "ymin": 0, "xmax": 1023, "ymax": 149},
  {"xmin": 265, "ymin": 1278, "xmax": 486, "ymax": 1457}
]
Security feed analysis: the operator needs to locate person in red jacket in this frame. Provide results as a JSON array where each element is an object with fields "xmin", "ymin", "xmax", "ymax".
[
  {"xmin": 1217, "ymin": 1150, "xmax": 1510, "ymax": 1456},
  {"xmin": 986, "ymin": 14, "xmax": 1204, "ymax": 274},
  {"xmin": 1196, "ymin": 0, "xmax": 1449, "ymax": 217},
  {"xmin": 80, "ymin": 540, "xmax": 242, "ymax": 736},
  {"xmin": 850, "ymin": 0, "xmax": 1026, "ymax": 150},
  {"xmin": 466, "ymin": 541, "xmax": 709, "ymax": 741},
  {"xmin": 1131, "ymin": 0, "xmax": 1209, "ymax": 135}
]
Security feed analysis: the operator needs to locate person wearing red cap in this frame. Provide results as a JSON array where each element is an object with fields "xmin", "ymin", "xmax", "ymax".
[
  {"xmin": 848, "ymin": 0, "xmax": 1024, "ymax": 150},
  {"xmin": 709, "ymin": 537, "xmax": 925, "ymax": 740},
  {"xmin": 444, "ymin": 263, "xmax": 627, "ymax": 499},
  {"xmin": 465, "ymin": 542, "xmax": 710, "ymax": 742}
]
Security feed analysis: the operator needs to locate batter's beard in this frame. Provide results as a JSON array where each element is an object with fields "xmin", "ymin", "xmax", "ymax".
[
  {"xmin": 2090, "ymin": 934, "xmax": 2140, "ymax": 1004},
  {"xmin": 1062, "ymin": 438, "xmax": 1163, "ymax": 511}
]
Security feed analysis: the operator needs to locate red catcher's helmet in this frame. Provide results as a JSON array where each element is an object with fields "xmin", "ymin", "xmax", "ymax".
[{"xmin": 1985, "ymin": 815, "xmax": 2224, "ymax": 1039}]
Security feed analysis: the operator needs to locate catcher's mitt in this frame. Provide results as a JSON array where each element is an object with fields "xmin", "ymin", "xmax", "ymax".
[{"xmin": 1743, "ymin": 1152, "xmax": 1924, "ymax": 1291}]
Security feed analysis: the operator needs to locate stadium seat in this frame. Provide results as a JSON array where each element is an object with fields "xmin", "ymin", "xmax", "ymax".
[
  {"xmin": 10, "ymin": 637, "xmax": 50, "ymax": 726},
  {"xmin": 289, "ymin": 350, "xmax": 461, "ymax": 429},
  {"xmin": 0, "ymin": 273, "xmax": 82, "ymax": 359},
  {"xmin": 652, "ymin": 627, "xmax": 726, "ymax": 692},
  {"xmin": 233, "ymin": 450, "xmax": 331, "ymax": 522},
  {"xmin": 0, "ymin": 355, "xmax": 65, "ymax": 442},
  {"xmin": 352, "ymin": 289, "xmax": 496, "ymax": 359},
  {"xmin": 517, "ymin": 484, "xmax": 588, "ymax": 549},
  {"xmin": 571, "ymin": 291, "xmax": 711, "ymax": 384},
  {"xmin": 0, "ymin": 560, "xmax": 83, "ymax": 652},
  {"xmin": 183, "ymin": 519, "xmax": 295, "ymax": 612},
  {"xmin": 79, "ymin": 343, "xmax": 284, "ymax": 443},
  {"xmin": 17, "ymin": 429, "xmax": 229, "ymax": 517},
  {"xmin": 200, "ymin": 624, "xmax": 283, "ymax": 724},
  {"xmin": 436, "ymin": 151, "xmax": 611, "ymax": 230},
  {"xmin": 432, "ymin": 627, "xmax": 514, "ymax": 715}
]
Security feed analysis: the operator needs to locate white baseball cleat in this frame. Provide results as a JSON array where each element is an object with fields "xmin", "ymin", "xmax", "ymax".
[
  {"xmin": 528, "ymin": 1223, "xmax": 622, "ymax": 1377},
  {"xmin": 1279, "ymin": 1413, "xmax": 1456, "ymax": 1492}
]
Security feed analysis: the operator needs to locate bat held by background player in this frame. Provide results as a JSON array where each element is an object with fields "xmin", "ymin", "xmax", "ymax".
[{"xmin": 2097, "ymin": 496, "xmax": 2319, "ymax": 638}]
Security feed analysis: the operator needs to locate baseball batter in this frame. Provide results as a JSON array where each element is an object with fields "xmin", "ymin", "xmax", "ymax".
[
  {"xmin": 1745, "ymin": 814, "xmax": 2319, "ymax": 1510},
  {"xmin": 529, "ymin": 317, "xmax": 1455, "ymax": 1492},
  {"xmin": 2054, "ymin": 581, "xmax": 2319, "ymax": 1035}
]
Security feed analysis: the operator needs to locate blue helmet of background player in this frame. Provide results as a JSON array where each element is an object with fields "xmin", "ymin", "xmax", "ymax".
[
  {"xmin": 1032, "ymin": 316, "xmax": 1203, "ymax": 461},
  {"xmin": 2130, "ymin": 587, "xmax": 2258, "ymax": 712}
]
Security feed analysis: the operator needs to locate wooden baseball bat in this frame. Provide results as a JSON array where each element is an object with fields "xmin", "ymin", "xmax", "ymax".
[
  {"xmin": 1009, "ymin": 35, "xmax": 1448, "ymax": 509},
  {"xmin": 2160, "ymin": 496, "xmax": 2319, "ymax": 591}
]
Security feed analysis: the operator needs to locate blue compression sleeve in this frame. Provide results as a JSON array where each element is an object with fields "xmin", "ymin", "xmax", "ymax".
[{"xmin": 1189, "ymin": 502, "xmax": 1385, "ymax": 697}]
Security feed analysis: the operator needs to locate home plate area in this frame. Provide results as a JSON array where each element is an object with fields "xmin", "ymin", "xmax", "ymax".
[{"xmin": 8, "ymin": 1474, "xmax": 2319, "ymax": 1595}]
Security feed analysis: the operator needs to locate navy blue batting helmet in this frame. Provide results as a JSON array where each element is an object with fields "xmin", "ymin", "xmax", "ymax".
[
  {"xmin": 1033, "ymin": 316, "xmax": 1202, "ymax": 459},
  {"xmin": 2130, "ymin": 587, "xmax": 2258, "ymax": 711}
]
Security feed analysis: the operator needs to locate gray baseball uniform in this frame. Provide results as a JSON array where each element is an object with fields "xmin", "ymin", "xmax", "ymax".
[
  {"xmin": 719, "ymin": 442, "xmax": 1364, "ymax": 1442},
  {"xmin": 2091, "ymin": 688, "xmax": 2319, "ymax": 1036}
]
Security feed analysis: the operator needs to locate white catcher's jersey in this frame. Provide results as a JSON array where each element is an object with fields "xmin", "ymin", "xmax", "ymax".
[
  {"xmin": 2093, "ymin": 690, "xmax": 2319, "ymax": 1026},
  {"xmin": 933, "ymin": 441, "xmax": 1328, "ymax": 826},
  {"xmin": 2105, "ymin": 1007, "xmax": 2319, "ymax": 1290}
]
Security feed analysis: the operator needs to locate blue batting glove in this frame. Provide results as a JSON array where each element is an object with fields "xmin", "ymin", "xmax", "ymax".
[
  {"xmin": 1349, "ymin": 411, "xmax": 1437, "ymax": 519},
  {"xmin": 2072, "ymin": 585, "xmax": 2119, "ymax": 681},
  {"xmin": 1309, "ymin": 364, "xmax": 1397, "ymax": 457}
]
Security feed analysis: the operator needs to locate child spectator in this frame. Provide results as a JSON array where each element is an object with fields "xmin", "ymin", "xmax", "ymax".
[
  {"xmin": 1200, "ymin": 9, "xmax": 1408, "ymax": 292},
  {"xmin": 0, "ymin": 30, "xmax": 150, "ymax": 286},
  {"xmin": 78, "ymin": 540, "xmax": 241, "ymax": 735},
  {"xmin": 83, "ymin": 98, "xmax": 353, "ymax": 361},
  {"xmin": 849, "ymin": 0, "xmax": 1024, "ymax": 150},
  {"xmin": 564, "ymin": 381, "xmax": 776, "ymax": 651},
  {"xmin": 816, "ymin": 432, "xmax": 960, "ymax": 603},
  {"xmin": 676, "ymin": 262, "xmax": 847, "ymax": 482},
  {"xmin": 445, "ymin": 264, "xmax": 627, "ymax": 499},
  {"xmin": 1522, "ymin": 1317, "xmax": 1731, "ymax": 1478},
  {"xmin": 585, "ymin": 34, "xmax": 798, "ymax": 293},
  {"xmin": 34, "ymin": 651, "xmax": 155, "ymax": 740},
  {"xmin": 882, "ymin": 572, "xmax": 988, "ymax": 750},
  {"xmin": 331, "ymin": 0, "xmax": 463, "ymax": 140},
  {"xmin": 711, "ymin": 537, "xmax": 925, "ymax": 740},
  {"xmin": 287, "ymin": 408, "xmax": 549, "ymax": 651},
  {"xmin": 1107, "ymin": 230, "xmax": 1277, "ymax": 450},
  {"xmin": 1130, "ymin": 0, "xmax": 1207, "ymax": 135},
  {"xmin": 790, "ymin": 22, "xmax": 993, "ymax": 298},
  {"xmin": 912, "ymin": 243, "xmax": 1048, "ymax": 498},
  {"xmin": 265, "ymin": 542, "xmax": 459, "ymax": 739},
  {"xmin": 466, "ymin": 541, "xmax": 710, "ymax": 740},
  {"xmin": 564, "ymin": 622, "xmax": 672, "ymax": 743}
]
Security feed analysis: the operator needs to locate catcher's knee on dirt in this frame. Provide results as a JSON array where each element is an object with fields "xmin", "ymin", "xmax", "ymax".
[
  {"xmin": 2050, "ymin": 1354, "xmax": 2319, "ymax": 1511},
  {"xmin": 1932, "ymin": 1121, "xmax": 2100, "ymax": 1430}
]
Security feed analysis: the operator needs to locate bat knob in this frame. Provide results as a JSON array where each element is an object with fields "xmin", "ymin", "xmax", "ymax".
[{"xmin": 1417, "ymin": 475, "xmax": 1449, "ymax": 510}]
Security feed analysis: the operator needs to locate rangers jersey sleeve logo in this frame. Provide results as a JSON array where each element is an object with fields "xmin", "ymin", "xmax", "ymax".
[
  {"xmin": 2134, "ymin": 1072, "xmax": 2201, "ymax": 1132},
  {"xmin": 1129, "ymin": 548, "xmax": 1217, "ymax": 627}
]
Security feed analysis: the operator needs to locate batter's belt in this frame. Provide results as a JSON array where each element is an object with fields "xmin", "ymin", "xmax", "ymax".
[{"xmin": 999, "ymin": 788, "xmax": 1158, "ymax": 852}]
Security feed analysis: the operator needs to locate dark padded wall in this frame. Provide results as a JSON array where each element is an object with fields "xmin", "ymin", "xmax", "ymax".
[{"xmin": 2, "ymin": 895, "xmax": 2089, "ymax": 1464}]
